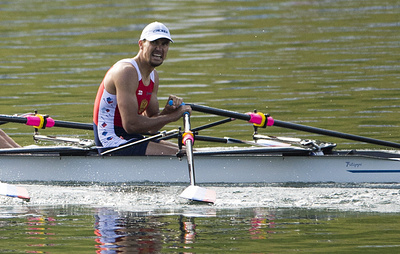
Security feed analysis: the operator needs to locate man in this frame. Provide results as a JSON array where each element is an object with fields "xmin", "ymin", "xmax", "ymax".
[{"xmin": 93, "ymin": 22, "xmax": 191, "ymax": 156}]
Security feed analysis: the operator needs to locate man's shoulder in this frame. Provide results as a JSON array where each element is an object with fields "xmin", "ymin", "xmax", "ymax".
[
  {"xmin": 106, "ymin": 62, "xmax": 139, "ymax": 90},
  {"xmin": 111, "ymin": 61, "xmax": 138, "ymax": 77},
  {"xmin": 113, "ymin": 60, "xmax": 135, "ymax": 70}
]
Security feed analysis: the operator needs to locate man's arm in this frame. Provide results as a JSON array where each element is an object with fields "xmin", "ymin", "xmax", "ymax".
[{"xmin": 111, "ymin": 64, "xmax": 189, "ymax": 134}]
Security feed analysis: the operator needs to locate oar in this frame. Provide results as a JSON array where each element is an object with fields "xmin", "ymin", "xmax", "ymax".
[
  {"xmin": 179, "ymin": 112, "xmax": 216, "ymax": 203},
  {"xmin": 0, "ymin": 182, "xmax": 30, "ymax": 201},
  {"xmin": 0, "ymin": 114, "xmax": 92, "ymax": 130},
  {"xmin": 101, "ymin": 129, "xmax": 179, "ymax": 156},
  {"xmin": 188, "ymin": 103, "xmax": 400, "ymax": 149}
]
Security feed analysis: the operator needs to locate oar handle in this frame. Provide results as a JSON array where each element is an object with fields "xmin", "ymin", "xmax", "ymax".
[{"xmin": 168, "ymin": 99, "xmax": 185, "ymax": 107}]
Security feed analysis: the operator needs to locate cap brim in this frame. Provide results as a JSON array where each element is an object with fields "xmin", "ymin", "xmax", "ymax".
[{"xmin": 143, "ymin": 35, "xmax": 173, "ymax": 43}]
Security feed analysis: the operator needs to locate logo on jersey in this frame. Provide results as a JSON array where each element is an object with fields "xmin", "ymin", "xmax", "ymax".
[
  {"xmin": 139, "ymin": 99, "xmax": 148, "ymax": 114},
  {"xmin": 101, "ymin": 108, "xmax": 110, "ymax": 114},
  {"xmin": 137, "ymin": 90, "xmax": 143, "ymax": 96},
  {"xmin": 106, "ymin": 97, "xmax": 113, "ymax": 104}
]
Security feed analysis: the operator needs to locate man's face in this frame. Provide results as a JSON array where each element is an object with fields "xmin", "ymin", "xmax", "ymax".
[{"xmin": 141, "ymin": 38, "xmax": 170, "ymax": 67}]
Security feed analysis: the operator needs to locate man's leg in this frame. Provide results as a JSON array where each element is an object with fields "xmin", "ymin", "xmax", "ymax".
[
  {"xmin": 145, "ymin": 140, "xmax": 180, "ymax": 155},
  {"xmin": 0, "ymin": 129, "xmax": 20, "ymax": 148}
]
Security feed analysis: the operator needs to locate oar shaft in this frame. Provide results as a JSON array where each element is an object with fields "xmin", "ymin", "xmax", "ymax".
[
  {"xmin": 0, "ymin": 114, "xmax": 92, "ymax": 130},
  {"xmin": 188, "ymin": 103, "xmax": 251, "ymax": 121},
  {"xmin": 183, "ymin": 113, "xmax": 196, "ymax": 186},
  {"xmin": 273, "ymin": 120, "xmax": 400, "ymax": 149},
  {"xmin": 180, "ymin": 110, "xmax": 217, "ymax": 203},
  {"xmin": 0, "ymin": 115, "xmax": 27, "ymax": 124},
  {"xmin": 53, "ymin": 120, "xmax": 92, "ymax": 130}
]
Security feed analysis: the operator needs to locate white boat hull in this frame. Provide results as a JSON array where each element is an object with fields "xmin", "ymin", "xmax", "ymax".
[{"xmin": 1, "ymin": 152, "xmax": 399, "ymax": 183}]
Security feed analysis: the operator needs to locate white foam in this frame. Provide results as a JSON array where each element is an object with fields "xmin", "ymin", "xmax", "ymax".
[{"xmin": 0, "ymin": 184, "xmax": 399, "ymax": 213}]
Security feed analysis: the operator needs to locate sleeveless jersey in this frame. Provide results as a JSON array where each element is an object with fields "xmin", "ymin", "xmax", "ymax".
[{"xmin": 93, "ymin": 59, "xmax": 155, "ymax": 148}]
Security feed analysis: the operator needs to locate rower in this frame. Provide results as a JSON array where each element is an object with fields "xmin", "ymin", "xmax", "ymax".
[{"xmin": 93, "ymin": 22, "xmax": 191, "ymax": 156}]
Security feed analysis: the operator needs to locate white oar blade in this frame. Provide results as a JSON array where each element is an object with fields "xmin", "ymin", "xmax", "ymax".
[
  {"xmin": 180, "ymin": 185, "xmax": 216, "ymax": 203},
  {"xmin": 0, "ymin": 182, "xmax": 30, "ymax": 201}
]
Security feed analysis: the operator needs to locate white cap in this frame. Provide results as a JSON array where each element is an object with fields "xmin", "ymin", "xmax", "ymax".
[{"xmin": 139, "ymin": 22, "xmax": 173, "ymax": 42}]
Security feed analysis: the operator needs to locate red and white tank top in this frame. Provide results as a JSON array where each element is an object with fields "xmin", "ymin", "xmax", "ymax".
[{"xmin": 93, "ymin": 59, "xmax": 155, "ymax": 147}]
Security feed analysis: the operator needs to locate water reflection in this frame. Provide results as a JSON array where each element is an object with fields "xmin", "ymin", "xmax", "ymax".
[
  {"xmin": 179, "ymin": 216, "xmax": 196, "ymax": 245},
  {"xmin": 94, "ymin": 208, "xmax": 162, "ymax": 253},
  {"xmin": 249, "ymin": 208, "xmax": 276, "ymax": 240},
  {"xmin": 92, "ymin": 207, "xmax": 279, "ymax": 253},
  {"xmin": 26, "ymin": 216, "xmax": 56, "ymax": 234},
  {"xmin": 24, "ymin": 215, "xmax": 58, "ymax": 252}
]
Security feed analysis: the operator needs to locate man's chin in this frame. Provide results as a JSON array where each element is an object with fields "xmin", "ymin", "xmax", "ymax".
[{"xmin": 150, "ymin": 61, "xmax": 163, "ymax": 67}]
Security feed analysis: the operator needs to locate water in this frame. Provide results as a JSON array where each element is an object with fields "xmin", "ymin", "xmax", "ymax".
[
  {"xmin": 1, "ymin": 0, "xmax": 400, "ymax": 252},
  {"xmin": 1, "ymin": 0, "xmax": 399, "ymax": 147},
  {"xmin": 1, "ymin": 183, "xmax": 400, "ymax": 253}
]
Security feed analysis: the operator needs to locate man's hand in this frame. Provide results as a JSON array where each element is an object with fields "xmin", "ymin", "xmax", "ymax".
[
  {"xmin": 162, "ymin": 95, "xmax": 191, "ymax": 118},
  {"xmin": 166, "ymin": 95, "xmax": 184, "ymax": 108}
]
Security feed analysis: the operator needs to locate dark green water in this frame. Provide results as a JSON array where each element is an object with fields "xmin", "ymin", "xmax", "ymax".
[{"xmin": 1, "ymin": 0, "xmax": 399, "ymax": 253}]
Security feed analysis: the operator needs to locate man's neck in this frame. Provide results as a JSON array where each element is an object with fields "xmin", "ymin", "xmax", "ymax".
[{"xmin": 133, "ymin": 55, "xmax": 154, "ymax": 78}]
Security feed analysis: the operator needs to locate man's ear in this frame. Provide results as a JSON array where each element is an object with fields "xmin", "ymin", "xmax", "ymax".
[{"xmin": 138, "ymin": 40, "xmax": 144, "ymax": 50}]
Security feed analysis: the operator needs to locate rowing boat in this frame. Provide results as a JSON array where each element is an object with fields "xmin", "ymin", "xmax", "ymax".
[
  {"xmin": 1, "ymin": 104, "xmax": 399, "ymax": 202},
  {"xmin": 0, "ymin": 138, "xmax": 399, "ymax": 184}
]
